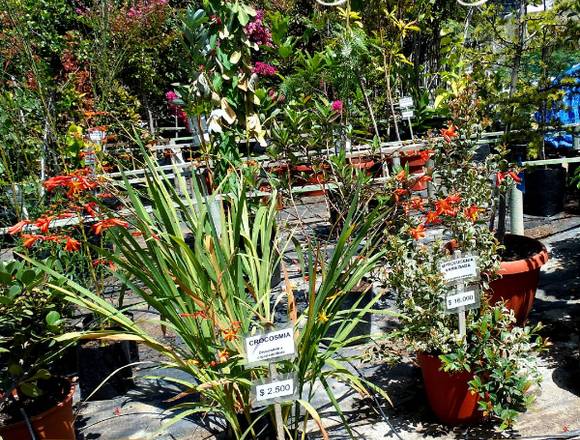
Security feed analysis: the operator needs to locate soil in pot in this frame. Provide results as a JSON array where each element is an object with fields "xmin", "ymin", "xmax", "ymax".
[
  {"xmin": 490, "ymin": 234, "xmax": 548, "ymax": 325},
  {"xmin": 0, "ymin": 377, "xmax": 76, "ymax": 440},
  {"xmin": 417, "ymin": 353, "xmax": 483, "ymax": 425},
  {"xmin": 523, "ymin": 166, "xmax": 567, "ymax": 217}
]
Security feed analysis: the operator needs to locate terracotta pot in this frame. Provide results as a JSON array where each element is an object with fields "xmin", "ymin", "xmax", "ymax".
[
  {"xmin": 0, "ymin": 381, "xmax": 76, "ymax": 440},
  {"xmin": 417, "ymin": 353, "xmax": 482, "ymax": 425},
  {"xmin": 291, "ymin": 164, "xmax": 328, "ymax": 196},
  {"xmin": 489, "ymin": 234, "xmax": 548, "ymax": 325},
  {"xmin": 400, "ymin": 151, "xmax": 431, "ymax": 174}
]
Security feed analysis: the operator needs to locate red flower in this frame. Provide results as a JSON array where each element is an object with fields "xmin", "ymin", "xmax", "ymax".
[
  {"xmin": 92, "ymin": 258, "xmax": 116, "ymax": 270},
  {"xmin": 434, "ymin": 195, "xmax": 461, "ymax": 216},
  {"xmin": 446, "ymin": 194, "xmax": 461, "ymax": 204},
  {"xmin": 35, "ymin": 216, "xmax": 55, "ymax": 234},
  {"xmin": 8, "ymin": 220, "xmax": 30, "ymax": 235},
  {"xmin": 408, "ymin": 224, "xmax": 426, "ymax": 240},
  {"xmin": 92, "ymin": 218, "xmax": 129, "ymax": 235},
  {"xmin": 179, "ymin": 310, "xmax": 208, "ymax": 319},
  {"xmin": 21, "ymin": 234, "xmax": 43, "ymax": 248},
  {"xmin": 440, "ymin": 124, "xmax": 458, "ymax": 143},
  {"xmin": 64, "ymin": 237, "xmax": 81, "ymax": 252},
  {"xmin": 57, "ymin": 212, "xmax": 75, "ymax": 219},
  {"xmin": 43, "ymin": 175, "xmax": 72, "ymax": 192},
  {"xmin": 84, "ymin": 202, "xmax": 98, "ymax": 217},
  {"xmin": 496, "ymin": 171, "xmax": 521, "ymax": 187}
]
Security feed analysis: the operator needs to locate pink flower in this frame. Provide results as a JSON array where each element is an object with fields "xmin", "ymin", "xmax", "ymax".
[
  {"xmin": 331, "ymin": 100, "xmax": 344, "ymax": 113},
  {"xmin": 165, "ymin": 90, "xmax": 178, "ymax": 102},
  {"xmin": 253, "ymin": 62, "xmax": 277, "ymax": 77}
]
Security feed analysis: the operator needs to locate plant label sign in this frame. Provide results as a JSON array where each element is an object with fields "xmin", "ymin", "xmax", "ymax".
[
  {"xmin": 401, "ymin": 110, "xmax": 414, "ymax": 119},
  {"xmin": 244, "ymin": 326, "xmax": 295, "ymax": 365},
  {"xmin": 439, "ymin": 253, "xmax": 480, "ymax": 285},
  {"xmin": 399, "ymin": 96, "xmax": 414, "ymax": 108},
  {"xmin": 251, "ymin": 374, "xmax": 297, "ymax": 408},
  {"xmin": 444, "ymin": 285, "xmax": 481, "ymax": 314}
]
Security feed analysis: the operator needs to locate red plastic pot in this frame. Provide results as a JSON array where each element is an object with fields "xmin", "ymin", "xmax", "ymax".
[
  {"xmin": 417, "ymin": 353, "xmax": 482, "ymax": 425},
  {"xmin": 0, "ymin": 381, "xmax": 76, "ymax": 440},
  {"xmin": 489, "ymin": 234, "xmax": 548, "ymax": 325}
]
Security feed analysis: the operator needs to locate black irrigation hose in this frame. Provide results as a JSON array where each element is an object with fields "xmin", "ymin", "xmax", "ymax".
[
  {"xmin": 345, "ymin": 358, "xmax": 405, "ymax": 440},
  {"xmin": 513, "ymin": 432, "xmax": 580, "ymax": 440}
]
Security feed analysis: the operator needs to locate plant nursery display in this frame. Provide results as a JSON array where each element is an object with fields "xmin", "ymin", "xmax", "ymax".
[{"xmin": 0, "ymin": 0, "xmax": 578, "ymax": 438}]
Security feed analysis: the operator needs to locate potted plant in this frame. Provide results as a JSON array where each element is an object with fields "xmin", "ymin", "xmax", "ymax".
[
  {"xmin": 380, "ymin": 87, "xmax": 549, "ymax": 428},
  {"xmin": 0, "ymin": 260, "xmax": 75, "ymax": 440}
]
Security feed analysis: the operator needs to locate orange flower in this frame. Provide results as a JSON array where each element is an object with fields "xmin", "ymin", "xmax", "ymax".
[
  {"xmin": 43, "ymin": 175, "xmax": 72, "ymax": 192},
  {"xmin": 21, "ymin": 234, "xmax": 44, "ymax": 248},
  {"xmin": 464, "ymin": 205, "xmax": 481, "ymax": 222},
  {"xmin": 222, "ymin": 324, "xmax": 240, "ymax": 342},
  {"xmin": 434, "ymin": 198, "xmax": 458, "ymax": 216},
  {"xmin": 419, "ymin": 149, "xmax": 433, "ymax": 162},
  {"xmin": 57, "ymin": 212, "xmax": 75, "ymax": 219},
  {"xmin": 92, "ymin": 258, "xmax": 116, "ymax": 270},
  {"xmin": 8, "ymin": 220, "xmax": 30, "ymax": 235},
  {"xmin": 84, "ymin": 202, "xmax": 98, "ymax": 217},
  {"xmin": 409, "ymin": 197, "xmax": 425, "ymax": 211},
  {"xmin": 217, "ymin": 349, "xmax": 230, "ymax": 363},
  {"xmin": 92, "ymin": 218, "xmax": 129, "ymax": 235},
  {"xmin": 496, "ymin": 171, "xmax": 521, "ymax": 187},
  {"xmin": 408, "ymin": 224, "xmax": 426, "ymax": 240},
  {"xmin": 64, "ymin": 237, "xmax": 81, "ymax": 252},
  {"xmin": 446, "ymin": 194, "xmax": 461, "ymax": 204},
  {"xmin": 440, "ymin": 124, "xmax": 458, "ymax": 143},
  {"xmin": 393, "ymin": 188, "xmax": 408, "ymax": 203},
  {"xmin": 395, "ymin": 169, "xmax": 407, "ymax": 182},
  {"xmin": 35, "ymin": 216, "xmax": 55, "ymax": 234},
  {"xmin": 414, "ymin": 174, "xmax": 432, "ymax": 186},
  {"xmin": 179, "ymin": 310, "xmax": 208, "ymax": 319},
  {"xmin": 424, "ymin": 211, "xmax": 441, "ymax": 225}
]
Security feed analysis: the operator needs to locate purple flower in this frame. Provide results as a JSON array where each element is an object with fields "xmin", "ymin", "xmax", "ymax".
[
  {"xmin": 331, "ymin": 100, "xmax": 344, "ymax": 113},
  {"xmin": 165, "ymin": 90, "xmax": 178, "ymax": 102},
  {"xmin": 244, "ymin": 10, "xmax": 273, "ymax": 47},
  {"xmin": 252, "ymin": 62, "xmax": 277, "ymax": 77}
]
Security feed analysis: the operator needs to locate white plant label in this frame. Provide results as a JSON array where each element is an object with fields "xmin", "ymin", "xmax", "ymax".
[
  {"xmin": 244, "ymin": 326, "xmax": 295, "ymax": 365},
  {"xmin": 401, "ymin": 110, "xmax": 414, "ymax": 119},
  {"xmin": 439, "ymin": 254, "xmax": 479, "ymax": 285},
  {"xmin": 399, "ymin": 96, "xmax": 414, "ymax": 108},
  {"xmin": 89, "ymin": 130, "xmax": 105, "ymax": 143},
  {"xmin": 445, "ymin": 285, "xmax": 480, "ymax": 313},
  {"xmin": 251, "ymin": 375, "xmax": 297, "ymax": 407}
]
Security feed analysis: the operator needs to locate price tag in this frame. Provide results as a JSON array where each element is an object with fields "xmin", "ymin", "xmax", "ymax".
[
  {"xmin": 244, "ymin": 326, "xmax": 295, "ymax": 365},
  {"xmin": 89, "ymin": 130, "xmax": 106, "ymax": 143},
  {"xmin": 401, "ymin": 110, "xmax": 414, "ymax": 119},
  {"xmin": 399, "ymin": 96, "xmax": 414, "ymax": 108},
  {"xmin": 251, "ymin": 374, "xmax": 297, "ymax": 408},
  {"xmin": 439, "ymin": 253, "xmax": 479, "ymax": 285},
  {"xmin": 444, "ymin": 285, "xmax": 480, "ymax": 314}
]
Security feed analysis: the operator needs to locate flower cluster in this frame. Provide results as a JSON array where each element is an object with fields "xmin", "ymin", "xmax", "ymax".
[
  {"xmin": 165, "ymin": 90, "xmax": 189, "ymax": 126},
  {"xmin": 331, "ymin": 100, "xmax": 344, "ymax": 113},
  {"xmin": 244, "ymin": 10, "xmax": 273, "ymax": 47},
  {"xmin": 252, "ymin": 62, "xmax": 277, "ymax": 77}
]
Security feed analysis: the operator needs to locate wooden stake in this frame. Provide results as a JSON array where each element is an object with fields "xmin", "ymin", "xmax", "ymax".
[{"xmin": 269, "ymin": 362, "xmax": 285, "ymax": 440}]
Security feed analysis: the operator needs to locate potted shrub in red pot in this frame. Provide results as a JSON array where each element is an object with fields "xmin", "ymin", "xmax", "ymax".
[
  {"xmin": 380, "ymin": 89, "xmax": 549, "ymax": 428},
  {"xmin": 0, "ymin": 261, "xmax": 75, "ymax": 440}
]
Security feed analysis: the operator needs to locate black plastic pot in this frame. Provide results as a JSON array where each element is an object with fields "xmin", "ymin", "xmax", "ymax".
[
  {"xmin": 77, "ymin": 314, "xmax": 139, "ymax": 400},
  {"xmin": 523, "ymin": 166, "xmax": 567, "ymax": 217}
]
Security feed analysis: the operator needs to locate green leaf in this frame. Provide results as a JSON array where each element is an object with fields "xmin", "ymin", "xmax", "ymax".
[
  {"xmin": 45, "ymin": 310, "xmax": 62, "ymax": 327},
  {"xmin": 20, "ymin": 382, "xmax": 42, "ymax": 398},
  {"xmin": 17, "ymin": 269, "xmax": 37, "ymax": 286},
  {"xmin": 8, "ymin": 283, "xmax": 22, "ymax": 298}
]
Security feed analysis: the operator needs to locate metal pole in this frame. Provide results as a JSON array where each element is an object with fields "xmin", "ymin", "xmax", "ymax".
[{"xmin": 509, "ymin": 183, "xmax": 524, "ymax": 236}]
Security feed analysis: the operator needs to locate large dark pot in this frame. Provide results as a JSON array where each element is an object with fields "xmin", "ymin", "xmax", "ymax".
[
  {"xmin": 0, "ymin": 379, "xmax": 76, "ymax": 440},
  {"xmin": 489, "ymin": 234, "xmax": 548, "ymax": 325},
  {"xmin": 523, "ymin": 166, "xmax": 566, "ymax": 217},
  {"xmin": 77, "ymin": 314, "xmax": 139, "ymax": 400},
  {"xmin": 417, "ymin": 353, "xmax": 482, "ymax": 425}
]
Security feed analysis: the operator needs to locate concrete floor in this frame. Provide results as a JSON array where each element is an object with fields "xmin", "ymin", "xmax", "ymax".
[{"xmin": 69, "ymin": 197, "xmax": 580, "ymax": 440}]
